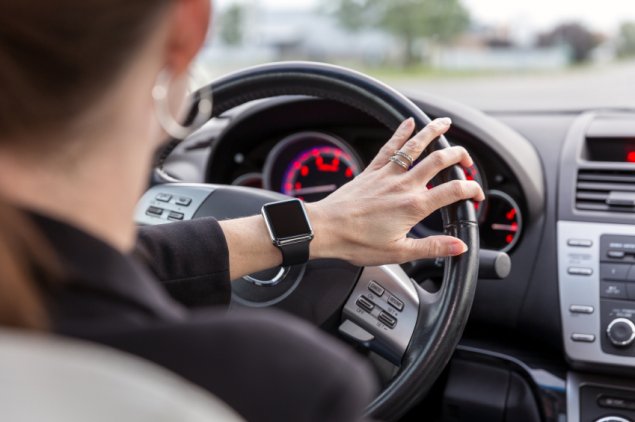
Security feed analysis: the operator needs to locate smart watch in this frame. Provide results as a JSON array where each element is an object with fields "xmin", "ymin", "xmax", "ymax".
[{"xmin": 261, "ymin": 199, "xmax": 314, "ymax": 267}]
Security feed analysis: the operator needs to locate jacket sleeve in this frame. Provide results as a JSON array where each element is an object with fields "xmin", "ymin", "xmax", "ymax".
[{"xmin": 133, "ymin": 218, "xmax": 231, "ymax": 308}]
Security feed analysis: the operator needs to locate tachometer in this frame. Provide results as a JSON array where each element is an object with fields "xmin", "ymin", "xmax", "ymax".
[
  {"xmin": 264, "ymin": 132, "xmax": 362, "ymax": 202},
  {"xmin": 479, "ymin": 190, "xmax": 522, "ymax": 252}
]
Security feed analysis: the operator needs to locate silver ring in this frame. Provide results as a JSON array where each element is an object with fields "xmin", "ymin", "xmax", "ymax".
[
  {"xmin": 393, "ymin": 150, "xmax": 414, "ymax": 167},
  {"xmin": 389, "ymin": 155, "xmax": 410, "ymax": 171}
]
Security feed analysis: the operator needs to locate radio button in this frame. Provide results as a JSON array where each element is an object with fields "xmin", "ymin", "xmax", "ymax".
[
  {"xmin": 601, "ymin": 264, "xmax": 630, "ymax": 281},
  {"xmin": 608, "ymin": 250, "xmax": 626, "ymax": 259},
  {"xmin": 568, "ymin": 267, "xmax": 593, "ymax": 276},
  {"xmin": 571, "ymin": 333, "xmax": 595, "ymax": 343},
  {"xmin": 601, "ymin": 282, "xmax": 628, "ymax": 299},
  {"xmin": 570, "ymin": 305, "xmax": 594, "ymax": 314},
  {"xmin": 568, "ymin": 239, "xmax": 593, "ymax": 247}
]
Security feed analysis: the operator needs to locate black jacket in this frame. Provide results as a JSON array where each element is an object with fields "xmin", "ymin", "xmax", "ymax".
[{"xmin": 32, "ymin": 214, "xmax": 376, "ymax": 422}]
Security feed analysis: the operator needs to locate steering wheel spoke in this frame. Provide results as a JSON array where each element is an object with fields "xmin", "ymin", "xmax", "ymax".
[{"xmin": 339, "ymin": 265, "xmax": 424, "ymax": 365}]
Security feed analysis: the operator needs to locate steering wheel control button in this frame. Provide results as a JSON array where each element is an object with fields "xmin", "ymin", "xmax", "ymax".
[
  {"xmin": 601, "ymin": 282, "xmax": 628, "ymax": 299},
  {"xmin": 338, "ymin": 320, "xmax": 374, "ymax": 344},
  {"xmin": 155, "ymin": 193, "xmax": 172, "ymax": 202},
  {"xmin": 570, "ymin": 305, "xmax": 594, "ymax": 314},
  {"xmin": 175, "ymin": 197, "xmax": 192, "ymax": 207},
  {"xmin": 168, "ymin": 211, "xmax": 185, "ymax": 221},
  {"xmin": 607, "ymin": 318, "xmax": 635, "ymax": 347},
  {"xmin": 568, "ymin": 239, "xmax": 593, "ymax": 247},
  {"xmin": 146, "ymin": 206, "xmax": 164, "ymax": 217},
  {"xmin": 378, "ymin": 312, "xmax": 397, "ymax": 329},
  {"xmin": 387, "ymin": 296, "xmax": 404, "ymax": 312},
  {"xmin": 571, "ymin": 333, "xmax": 596, "ymax": 343},
  {"xmin": 368, "ymin": 281, "xmax": 385, "ymax": 297},
  {"xmin": 601, "ymin": 263, "xmax": 630, "ymax": 281},
  {"xmin": 568, "ymin": 267, "xmax": 593, "ymax": 276},
  {"xmin": 356, "ymin": 296, "xmax": 375, "ymax": 313}
]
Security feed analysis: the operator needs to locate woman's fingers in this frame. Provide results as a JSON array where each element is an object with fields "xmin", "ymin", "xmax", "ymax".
[
  {"xmin": 398, "ymin": 235, "xmax": 468, "ymax": 262},
  {"xmin": 366, "ymin": 118, "xmax": 416, "ymax": 171},
  {"xmin": 416, "ymin": 180, "xmax": 485, "ymax": 216},
  {"xmin": 367, "ymin": 117, "xmax": 454, "ymax": 175},
  {"xmin": 383, "ymin": 117, "xmax": 453, "ymax": 175},
  {"xmin": 407, "ymin": 146, "xmax": 473, "ymax": 185}
]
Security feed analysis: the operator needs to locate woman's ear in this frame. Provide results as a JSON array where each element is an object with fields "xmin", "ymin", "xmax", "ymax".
[{"xmin": 165, "ymin": 0, "xmax": 212, "ymax": 76}]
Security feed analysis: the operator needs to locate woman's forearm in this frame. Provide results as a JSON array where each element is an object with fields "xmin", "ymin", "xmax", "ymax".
[{"xmin": 218, "ymin": 206, "xmax": 334, "ymax": 281}]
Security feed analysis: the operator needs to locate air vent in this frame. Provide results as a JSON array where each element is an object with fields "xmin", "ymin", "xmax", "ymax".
[{"xmin": 576, "ymin": 169, "xmax": 635, "ymax": 213}]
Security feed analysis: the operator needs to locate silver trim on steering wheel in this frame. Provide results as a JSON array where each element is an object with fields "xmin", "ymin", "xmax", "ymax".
[{"xmin": 340, "ymin": 265, "xmax": 420, "ymax": 365}]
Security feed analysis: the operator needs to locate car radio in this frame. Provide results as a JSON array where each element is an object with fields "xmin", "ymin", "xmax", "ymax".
[{"xmin": 559, "ymin": 221, "xmax": 635, "ymax": 367}]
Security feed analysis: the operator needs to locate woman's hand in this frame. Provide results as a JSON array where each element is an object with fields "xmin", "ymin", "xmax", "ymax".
[{"xmin": 307, "ymin": 117, "xmax": 485, "ymax": 267}]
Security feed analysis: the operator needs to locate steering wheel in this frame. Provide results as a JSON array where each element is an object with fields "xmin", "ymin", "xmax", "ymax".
[{"xmin": 145, "ymin": 62, "xmax": 479, "ymax": 421}]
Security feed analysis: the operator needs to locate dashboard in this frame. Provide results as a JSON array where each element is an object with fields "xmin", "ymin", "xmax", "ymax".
[
  {"xmin": 162, "ymin": 93, "xmax": 635, "ymax": 421},
  {"xmin": 204, "ymin": 99, "xmax": 526, "ymax": 254}
]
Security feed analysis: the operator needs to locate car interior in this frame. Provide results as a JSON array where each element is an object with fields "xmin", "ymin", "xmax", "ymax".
[
  {"xmin": 131, "ymin": 59, "xmax": 635, "ymax": 421},
  {"xmin": 7, "ymin": 1, "xmax": 635, "ymax": 421}
]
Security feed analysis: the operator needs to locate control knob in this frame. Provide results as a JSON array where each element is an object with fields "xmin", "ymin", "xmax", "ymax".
[{"xmin": 606, "ymin": 318, "xmax": 635, "ymax": 347}]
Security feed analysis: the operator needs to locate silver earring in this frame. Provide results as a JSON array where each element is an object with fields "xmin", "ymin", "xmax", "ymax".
[{"xmin": 152, "ymin": 69, "xmax": 213, "ymax": 140}]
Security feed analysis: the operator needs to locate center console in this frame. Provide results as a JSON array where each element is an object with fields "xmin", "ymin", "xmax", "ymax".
[
  {"xmin": 559, "ymin": 223, "xmax": 635, "ymax": 366},
  {"xmin": 558, "ymin": 112, "xmax": 635, "ymax": 421}
]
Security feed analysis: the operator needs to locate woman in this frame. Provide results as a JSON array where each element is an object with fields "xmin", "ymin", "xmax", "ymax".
[{"xmin": 0, "ymin": 1, "xmax": 484, "ymax": 421}]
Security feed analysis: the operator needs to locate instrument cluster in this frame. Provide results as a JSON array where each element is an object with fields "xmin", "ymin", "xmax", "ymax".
[{"xmin": 224, "ymin": 129, "xmax": 524, "ymax": 253}]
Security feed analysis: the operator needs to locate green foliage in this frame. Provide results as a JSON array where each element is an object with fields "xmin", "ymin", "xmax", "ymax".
[
  {"xmin": 220, "ymin": 4, "xmax": 245, "ymax": 46},
  {"xmin": 617, "ymin": 22, "xmax": 635, "ymax": 58},
  {"xmin": 330, "ymin": 0, "xmax": 470, "ymax": 66}
]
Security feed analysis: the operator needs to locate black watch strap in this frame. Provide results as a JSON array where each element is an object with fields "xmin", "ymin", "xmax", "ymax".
[{"xmin": 279, "ymin": 241, "xmax": 310, "ymax": 267}]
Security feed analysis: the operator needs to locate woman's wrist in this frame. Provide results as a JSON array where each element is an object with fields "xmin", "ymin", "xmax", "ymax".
[{"xmin": 306, "ymin": 202, "xmax": 341, "ymax": 261}]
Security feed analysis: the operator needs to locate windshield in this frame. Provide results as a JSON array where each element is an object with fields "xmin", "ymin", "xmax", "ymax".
[{"xmin": 197, "ymin": 0, "xmax": 635, "ymax": 112}]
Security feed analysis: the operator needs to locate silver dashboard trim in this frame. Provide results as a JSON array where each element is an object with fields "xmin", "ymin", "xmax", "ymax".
[
  {"xmin": 558, "ymin": 220, "xmax": 635, "ymax": 367},
  {"xmin": 567, "ymin": 372, "xmax": 635, "ymax": 421}
]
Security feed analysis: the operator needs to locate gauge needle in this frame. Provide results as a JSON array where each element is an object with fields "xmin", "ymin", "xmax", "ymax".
[
  {"xmin": 491, "ymin": 223, "xmax": 518, "ymax": 232},
  {"xmin": 292, "ymin": 184, "xmax": 338, "ymax": 195}
]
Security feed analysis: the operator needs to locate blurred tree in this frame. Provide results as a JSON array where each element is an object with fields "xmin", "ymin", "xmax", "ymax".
[
  {"xmin": 330, "ymin": 0, "xmax": 470, "ymax": 67},
  {"xmin": 220, "ymin": 4, "xmax": 245, "ymax": 46},
  {"xmin": 537, "ymin": 22, "xmax": 601, "ymax": 64},
  {"xmin": 617, "ymin": 22, "xmax": 635, "ymax": 58}
]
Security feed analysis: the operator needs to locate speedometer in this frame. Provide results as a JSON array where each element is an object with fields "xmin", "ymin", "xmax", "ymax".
[{"xmin": 264, "ymin": 132, "xmax": 362, "ymax": 202}]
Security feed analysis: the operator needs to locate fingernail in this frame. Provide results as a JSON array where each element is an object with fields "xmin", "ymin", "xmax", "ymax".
[
  {"xmin": 401, "ymin": 117, "xmax": 414, "ymax": 129},
  {"xmin": 448, "ymin": 241, "xmax": 468, "ymax": 256},
  {"xmin": 438, "ymin": 117, "xmax": 452, "ymax": 127}
]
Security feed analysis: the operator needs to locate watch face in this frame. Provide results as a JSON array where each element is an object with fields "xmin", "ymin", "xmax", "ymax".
[{"xmin": 263, "ymin": 200, "xmax": 312, "ymax": 239}]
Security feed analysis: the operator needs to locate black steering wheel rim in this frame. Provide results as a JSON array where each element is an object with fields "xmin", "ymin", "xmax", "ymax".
[{"xmin": 157, "ymin": 61, "xmax": 480, "ymax": 421}]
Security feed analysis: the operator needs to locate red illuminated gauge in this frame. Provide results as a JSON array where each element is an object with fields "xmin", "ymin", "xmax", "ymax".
[
  {"xmin": 479, "ymin": 190, "xmax": 522, "ymax": 253},
  {"xmin": 263, "ymin": 132, "xmax": 362, "ymax": 202},
  {"xmin": 462, "ymin": 164, "xmax": 485, "ymax": 219}
]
